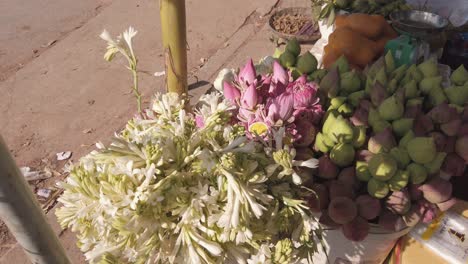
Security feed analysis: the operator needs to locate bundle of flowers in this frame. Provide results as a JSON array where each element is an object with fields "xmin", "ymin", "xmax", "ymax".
[{"xmin": 56, "ymin": 29, "xmax": 327, "ymax": 264}]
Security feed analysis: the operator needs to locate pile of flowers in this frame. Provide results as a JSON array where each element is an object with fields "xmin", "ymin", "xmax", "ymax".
[{"xmin": 56, "ymin": 30, "xmax": 327, "ymax": 262}]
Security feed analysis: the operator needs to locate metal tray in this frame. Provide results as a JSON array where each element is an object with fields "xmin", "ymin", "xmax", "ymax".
[{"xmin": 390, "ymin": 10, "xmax": 449, "ymax": 37}]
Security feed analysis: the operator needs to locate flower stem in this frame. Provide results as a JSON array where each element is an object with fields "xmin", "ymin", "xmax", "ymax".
[{"xmin": 131, "ymin": 64, "xmax": 142, "ymax": 113}]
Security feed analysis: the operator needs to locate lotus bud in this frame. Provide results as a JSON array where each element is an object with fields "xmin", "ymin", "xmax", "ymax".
[
  {"xmin": 418, "ymin": 59, "xmax": 439, "ymax": 77},
  {"xmin": 368, "ymin": 153, "xmax": 398, "ymax": 181},
  {"xmin": 388, "ymin": 170, "xmax": 410, "ymax": 191},
  {"xmin": 341, "ymin": 70, "xmax": 361, "ymax": 93},
  {"xmin": 279, "ymin": 50, "xmax": 296, "ymax": 68},
  {"xmin": 399, "ymin": 131, "xmax": 415, "ymax": 149},
  {"xmin": 392, "ymin": 118, "xmax": 414, "ymax": 137},
  {"xmin": 356, "ymin": 150, "xmax": 373, "ymax": 162},
  {"xmin": 370, "ymin": 81, "xmax": 388, "ymax": 106},
  {"xmin": 441, "ymin": 119, "xmax": 462, "ymax": 137},
  {"xmin": 314, "ymin": 133, "xmax": 331, "ymax": 153},
  {"xmin": 350, "ymin": 107, "xmax": 369, "ymax": 127},
  {"xmin": 420, "ymin": 177, "xmax": 452, "ymax": 204},
  {"xmin": 409, "ymin": 184, "xmax": 423, "ymax": 201},
  {"xmin": 391, "ymin": 64, "xmax": 408, "ymax": 83},
  {"xmin": 413, "ymin": 115, "xmax": 434, "ymax": 136},
  {"xmin": 368, "ymin": 178, "xmax": 389, "ymax": 199},
  {"xmin": 428, "ymin": 103, "xmax": 458, "ymax": 124},
  {"xmin": 407, "ymin": 137, "xmax": 437, "ymax": 164},
  {"xmin": 404, "ymin": 98, "xmax": 423, "ymax": 118},
  {"xmin": 329, "ymin": 180, "xmax": 355, "ymax": 200},
  {"xmin": 308, "ymin": 184, "xmax": 329, "ymax": 212},
  {"xmin": 342, "ymin": 216, "xmax": 370, "ymax": 242},
  {"xmin": 368, "ymin": 128, "xmax": 397, "ymax": 154},
  {"xmin": 368, "ymin": 107, "xmax": 381, "ymax": 127},
  {"xmin": 308, "ymin": 69, "xmax": 327, "ymax": 82},
  {"xmin": 407, "ymin": 163, "xmax": 428, "ymax": 184},
  {"xmin": 290, "ymin": 67, "xmax": 302, "ymax": 80},
  {"xmin": 428, "ymin": 132, "xmax": 447, "ymax": 152},
  {"xmin": 322, "ymin": 110, "xmax": 339, "ymax": 136},
  {"xmin": 320, "ymin": 68, "xmax": 340, "ymax": 98},
  {"xmin": 319, "ymin": 210, "xmax": 341, "ymax": 228},
  {"xmin": 240, "ymin": 84, "xmax": 258, "ymax": 109},
  {"xmin": 328, "ymin": 197, "xmax": 358, "ymax": 224},
  {"xmin": 455, "ymin": 136, "xmax": 468, "ymax": 163},
  {"xmin": 450, "ymin": 103, "xmax": 465, "ymax": 113},
  {"xmin": 384, "ymin": 51, "xmax": 396, "ymax": 73},
  {"xmin": 441, "ymin": 153, "xmax": 466, "ymax": 177},
  {"xmin": 423, "ymin": 152, "xmax": 447, "ymax": 174},
  {"xmin": 272, "ymin": 60, "xmax": 289, "ymax": 85},
  {"xmin": 445, "ymin": 136, "xmax": 456, "ymax": 153},
  {"xmin": 372, "ymin": 120, "xmax": 391, "ymax": 133},
  {"xmin": 387, "ymin": 189, "xmax": 411, "ymax": 213},
  {"xmin": 294, "ymin": 121, "xmax": 316, "ymax": 147},
  {"xmin": 428, "ymin": 86, "xmax": 448, "ymax": 106},
  {"xmin": 318, "ymin": 155, "xmax": 339, "ymax": 179},
  {"xmin": 394, "ymin": 87, "xmax": 406, "ymax": 104},
  {"xmin": 356, "ymin": 195, "xmax": 381, "ymax": 220},
  {"xmin": 437, "ymin": 198, "xmax": 457, "ymax": 212},
  {"xmin": 389, "ymin": 148, "xmax": 410, "ymax": 169},
  {"xmin": 409, "ymin": 64, "xmax": 424, "ymax": 82},
  {"xmin": 348, "ymin": 91, "xmax": 366, "ymax": 108},
  {"xmin": 223, "ymin": 81, "xmax": 241, "ymax": 102},
  {"xmin": 329, "ymin": 116, "xmax": 355, "ymax": 143},
  {"xmin": 356, "ymin": 161, "xmax": 372, "ymax": 181},
  {"xmin": 273, "ymin": 48, "xmax": 283, "ymax": 59},
  {"xmin": 419, "ymin": 76, "xmax": 442, "ymax": 94},
  {"xmin": 238, "ymin": 59, "xmax": 257, "ymax": 85},
  {"xmin": 388, "ymin": 78, "xmax": 398, "ymax": 94},
  {"xmin": 379, "ymin": 210, "xmax": 407, "ymax": 231},
  {"xmin": 329, "ymin": 97, "xmax": 346, "ymax": 110},
  {"xmin": 330, "ymin": 143, "xmax": 355, "ymax": 167},
  {"xmin": 285, "ymin": 37, "xmax": 301, "ymax": 57},
  {"xmin": 365, "ymin": 77, "xmax": 373, "ymax": 94},
  {"xmin": 462, "ymin": 106, "xmax": 468, "ymax": 122},
  {"xmin": 378, "ymin": 96, "xmax": 404, "ymax": 121},
  {"xmin": 403, "ymin": 79, "xmax": 419, "ymax": 99},
  {"xmin": 352, "ymin": 126, "xmax": 367, "ymax": 148},
  {"xmin": 375, "ymin": 67, "xmax": 388, "ymax": 86},
  {"xmin": 332, "ymin": 55, "xmax": 350, "ymax": 74},
  {"xmin": 338, "ymin": 103, "xmax": 354, "ymax": 116},
  {"xmin": 450, "ymin": 65, "xmax": 468, "ymax": 85},
  {"xmin": 403, "ymin": 205, "xmax": 422, "ymax": 227},
  {"xmin": 296, "ymin": 52, "xmax": 318, "ymax": 74},
  {"xmin": 338, "ymin": 167, "xmax": 360, "ymax": 190},
  {"xmin": 445, "ymin": 86, "xmax": 468, "ymax": 106}
]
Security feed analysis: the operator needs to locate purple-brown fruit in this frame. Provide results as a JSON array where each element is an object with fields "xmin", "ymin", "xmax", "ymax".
[
  {"xmin": 403, "ymin": 205, "xmax": 422, "ymax": 227},
  {"xmin": 413, "ymin": 115, "xmax": 434, "ymax": 136},
  {"xmin": 437, "ymin": 198, "xmax": 457, "ymax": 212},
  {"xmin": 370, "ymin": 81, "xmax": 388, "ymax": 106},
  {"xmin": 338, "ymin": 167, "xmax": 360, "ymax": 190},
  {"xmin": 441, "ymin": 119, "xmax": 462, "ymax": 137},
  {"xmin": 295, "ymin": 120, "xmax": 317, "ymax": 147},
  {"xmin": 319, "ymin": 210, "xmax": 341, "ymax": 228},
  {"xmin": 350, "ymin": 107, "xmax": 369, "ymax": 126},
  {"xmin": 420, "ymin": 177, "xmax": 453, "ymax": 203},
  {"xmin": 458, "ymin": 124, "xmax": 468, "ymax": 136},
  {"xmin": 455, "ymin": 136, "xmax": 468, "ymax": 163},
  {"xmin": 385, "ymin": 190, "xmax": 411, "ymax": 215},
  {"xmin": 295, "ymin": 147, "xmax": 315, "ymax": 160},
  {"xmin": 360, "ymin": 100, "xmax": 372, "ymax": 111},
  {"xmin": 356, "ymin": 150, "xmax": 373, "ymax": 162},
  {"xmin": 429, "ymin": 132, "xmax": 447, "ymax": 152},
  {"xmin": 318, "ymin": 155, "xmax": 339, "ymax": 179},
  {"xmin": 379, "ymin": 210, "xmax": 407, "ymax": 231},
  {"xmin": 445, "ymin": 137, "xmax": 457, "ymax": 153},
  {"xmin": 308, "ymin": 184, "xmax": 329, "ymax": 213},
  {"xmin": 409, "ymin": 184, "xmax": 423, "ymax": 201},
  {"xmin": 342, "ymin": 216, "xmax": 370, "ymax": 242},
  {"xmin": 428, "ymin": 103, "xmax": 458, "ymax": 124},
  {"xmin": 329, "ymin": 180, "xmax": 355, "ymax": 200},
  {"xmin": 328, "ymin": 197, "xmax": 358, "ymax": 224},
  {"xmin": 356, "ymin": 195, "xmax": 381, "ymax": 220},
  {"xmin": 463, "ymin": 106, "xmax": 468, "ymax": 122},
  {"xmin": 404, "ymin": 103, "xmax": 423, "ymax": 119},
  {"xmin": 368, "ymin": 128, "xmax": 397, "ymax": 154},
  {"xmin": 441, "ymin": 153, "xmax": 466, "ymax": 177}
]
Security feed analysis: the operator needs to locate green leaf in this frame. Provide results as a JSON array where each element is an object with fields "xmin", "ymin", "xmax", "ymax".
[
  {"xmin": 327, "ymin": 7, "xmax": 336, "ymax": 26},
  {"xmin": 319, "ymin": 3, "xmax": 332, "ymax": 19}
]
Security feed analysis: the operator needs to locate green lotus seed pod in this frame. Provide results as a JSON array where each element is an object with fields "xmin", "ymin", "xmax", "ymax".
[
  {"xmin": 341, "ymin": 70, "xmax": 362, "ymax": 93},
  {"xmin": 388, "ymin": 170, "xmax": 410, "ymax": 191},
  {"xmin": 308, "ymin": 69, "xmax": 327, "ymax": 82},
  {"xmin": 410, "ymin": 67, "xmax": 424, "ymax": 83},
  {"xmin": 399, "ymin": 131, "xmax": 415, "ymax": 149},
  {"xmin": 365, "ymin": 77, "xmax": 373, "ymax": 94},
  {"xmin": 451, "ymin": 65, "xmax": 468, "ymax": 86},
  {"xmin": 330, "ymin": 143, "xmax": 356, "ymax": 167},
  {"xmin": 424, "ymin": 152, "xmax": 447, "ymax": 174},
  {"xmin": 404, "ymin": 80, "xmax": 419, "ymax": 99},
  {"xmin": 356, "ymin": 161, "xmax": 372, "ymax": 181},
  {"xmin": 348, "ymin": 91, "xmax": 366, "ymax": 108},
  {"xmin": 385, "ymin": 51, "xmax": 396, "ymax": 73},
  {"xmin": 315, "ymin": 133, "xmax": 332, "ymax": 153},
  {"xmin": 406, "ymin": 97, "xmax": 424, "ymax": 107},
  {"xmin": 368, "ymin": 178, "xmax": 390, "ymax": 199},
  {"xmin": 368, "ymin": 107, "xmax": 381, "ymax": 127},
  {"xmin": 388, "ymin": 78, "xmax": 398, "ymax": 94},
  {"xmin": 375, "ymin": 67, "xmax": 388, "ymax": 86},
  {"xmin": 391, "ymin": 64, "xmax": 408, "ymax": 83},
  {"xmin": 338, "ymin": 103, "xmax": 354, "ymax": 116},
  {"xmin": 323, "ymin": 110, "xmax": 339, "ymax": 136},
  {"xmin": 290, "ymin": 67, "xmax": 301, "ymax": 80},
  {"xmin": 332, "ymin": 55, "xmax": 350, "ymax": 74},
  {"xmin": 445, "ymin": 86, "xmax": 468, "ymax": 106},
  {"xmin": 392, "ymin": 118, "xmax": 414, "ymax": 137},
  {"xmin": 352, "ymin": 126, "xmax": 367, "ymax": 148},
  {"xmin": 285, "ymin": 37, "xmax": 301, "ymax": 57},
  {"xmin": 320, "ymin": 68, "xmax": 340, "ymax": 98},
  {"xmin": 418, "ymin": 59, "xmax": 439, "ymax": 77},
  {"xmin": 378, "ymin": 96, "xmax": 404, "ymax": 121},
  {"xmin": 297, "ymin": 52, "xmax": 318, "ymax": 74},
  {"xmin": 372, "ymin": 120, "xmax": 391, "ymax": 133},
  {"xmin": 407, "ymin": 137, "xmax": 437, "ymax": 164},
  {"xmin": 279, "ymin": 50, "xmax": 296, "ymax": 68},
  {"xmin": 428, "ymin": 86, "xmax": 447, "ymax": 106},
  {"xmin": 407, "ymin": 163, "xmax": 428, "ymax": 184},
  {"xmin": 389, "ymin": 147, "xmax": 411, "ymax": 169},
  {"xmin": 329, "ymin": 97, "xmax": 347, "ymax": 110},
  {"xmin": 329, "ymin": 116, "xmax": 355, "ymax": 143},
  {"xmin": 368, "ymin": 153, "xmax": 398, "ymax": 181},
  {"xmin": 420, "ymin": 76, "xmax": 443, "ymax": 94}
]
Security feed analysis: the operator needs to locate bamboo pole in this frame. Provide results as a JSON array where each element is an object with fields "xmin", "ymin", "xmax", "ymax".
[
  {"xmin": 0, "ymin": 135, "xmax": 70, "ymax": 264},
  {"xmin": 160, "ymin": 0, "xmax": 188, "ymax": 96}
]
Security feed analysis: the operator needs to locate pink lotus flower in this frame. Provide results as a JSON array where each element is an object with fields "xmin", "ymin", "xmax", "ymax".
[
  {"xmin": 223, "ymin": 81, "xmax": 241, "ymax": 102},
  {"xmin": 238, "ymin": 59, "xmax": 257, "ymax": 87},
  {"xmin": 287, "ymin": 78, "xmax": 320, "ymax": 110},
  {"xmin": 240, "ymin": 84, "xmax": 258, "ymax": 109},
  {"xmin": 195, "ymin": 115, "xmax": 205, "ymax": 128},
  {"xmin": 267, "ymin": 92, "xmax": 295, "ymax": 124},
  {"xmin": 272, "ymin": 60, "xmax": 289, "ymax": 85}
]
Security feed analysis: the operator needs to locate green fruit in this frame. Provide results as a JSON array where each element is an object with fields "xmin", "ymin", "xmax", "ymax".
[
  {"xmin": 348, "ymin": 91, "xmax": 366, "ymax": 107},
  {"xmin": 407, "ymin": 137, "xmax": 437, "ymax": 164},
  {"xmin": 330, "ymin": 143, "xmax": 356, "ymax": 167},
  {"xmin": 375, "ymin": 67, "xmax": 388, "ymax": 86},
  {"xmin": 356, "ymin": 161, "xmax": 372, "ymax": 181},
  {"xmin": 392, "ymin": 118, "xmax": 414, "ymax": 137},
  {"xmin": 388, "ymin": 170, "xmax": 409, "ymax": 191},
  {"xmin": 290, "ymin": 67, "xmax": 302, "ymax": 80},
  {"xmin": 329, "ymin": 116, "xmax": 355, "ymax": 143},
  {"xmin": 279, "ymin": 51, "xmax": 296, "ymax": 68},
  {"xmin": 428, "ymin": 86, "xmax": 447, "ymax": 106},
  {"xmin": 378, "ymin": 96, "xmax": 404, "ymax": 121},
  {"xmin": 372, "ymin": 120, "xmax": 391, "ymax": 134},
  {"xmin": 332, "ymin": 55, "xmax": 350, "ymax": 74},
  {"xmin": 368, "ymin": 178, "xmax": 390, "ymax": 199},
  {"xmin": 285, "ymin": 38, "xmax": 301, "ymax": 57},
  {"xmin": 352, "ymin": 126, "xmax": 367, "ymax": 148},
  {"xmin": 308, "ymin": 69, "xmax": 327, "ymax": 82},
  {"xmin": 323, "ymin": 110, "xmax": 339, "ymax": 136},
  {"xmin": 273, "ymin": 48, "xmax": 283, "ymax": 59},
  {"xmin": 365, "ymin": 77, "xmax": 373, "ymax": 94},
  {"xmin": 404, "ymin": 80, "xmax": 419, "ymax": 99},
  {"xmin": 407, "ymin": 163, "xmax": 428, "ymax": 184},
  {"xmin": 388, "ymin": 78, "xmax": 398, "ymax": 94},
  {"xmin": 424, "ymin": 152, "xmax": 447, "ymax": 174},
  {"xmin": 385, "ymin": 51, "xmax": 396, "ymax": 73},
  {"xmin": 445, "ymin": 86, "xmax": 468, "ymax": 106},
  {"xmin": 368, "ymin": 153, "xmax": 398, "ymax": 181},
  {"xmin": 451, "ymin": 65, "xmax": 468, "ymax": 85},
  {"xmin": 399, "ymin": 131, "xmax": 415, "ymax": 149},
  {"xmin": 315, "ymin": 132, "xmax": 332, "ymax": 153},
  {"xmin": 368, "ymin": 107, "xmax": 381, "ymax": 127},
  {"xmin": 391, "ymin": 64, "xmax": 408, "ymax": 83},
  {"xmin": 330, "ymin": 97, "xmax": 347, "ymax": 109},
  {"xmin": 341, "ymin": 70, "xmax": 362, "ymax": 93},
  {"xmin": 320, "ymin": 69, "xmax": 340, "ymax": 98},
  {"xmin": 297, "ymin": 52, "xmax": 318, "ymax": 74},
  {"xmin": 419, "ymin": 76, "xmax": 442, "ymax": 94},
  {"xmin": 338, "ymin": 103, "xmax": 354, "ymax": 116},
  {"xmin": 418, "ymin": 59, "xmax": 439, "ymax": 77},
  {"xmin": 389, "ymin": 147, "xmax": 411, "ymax": 169}
]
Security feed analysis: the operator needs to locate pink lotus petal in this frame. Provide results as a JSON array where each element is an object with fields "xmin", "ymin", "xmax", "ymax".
[
  {"xmin": 240, "ymin": 84, "xmax": 258, "ymax": 109},
  {"xmin": 272, "ymin": 60, "xmax": 289, "ymax": 85},
  {"xmin": 195, "ymin": 115, "xmax": 205, "ymax": 128},
  {"xmin": 223, "ymin": 81, "xmax": 241, "ymax": 101},
  {"xmin": 238, "ymin": 59, "xmax": 257, "ymax": 85}
]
